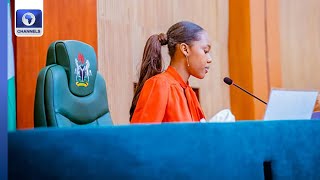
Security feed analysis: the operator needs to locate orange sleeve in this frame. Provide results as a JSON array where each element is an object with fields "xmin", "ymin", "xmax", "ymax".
[{"xmin": 131, "ymin": 77, "xmax": 169, "ymax": 124}]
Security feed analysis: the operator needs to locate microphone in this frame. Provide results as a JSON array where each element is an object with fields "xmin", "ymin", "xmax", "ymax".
[{"xmin": 223, "ymin": 77, "xmax": 268, "ymax": 105}]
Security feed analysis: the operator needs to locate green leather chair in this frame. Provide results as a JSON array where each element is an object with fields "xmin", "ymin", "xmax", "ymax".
[{"xmin": 34, "ymin": 40, "xmax": 112, "ymax": 127}]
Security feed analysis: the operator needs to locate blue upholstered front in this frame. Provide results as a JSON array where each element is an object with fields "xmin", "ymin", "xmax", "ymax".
[{"xmin": 9, "ymin": 120, "xmax": 320, "ymax": 179}]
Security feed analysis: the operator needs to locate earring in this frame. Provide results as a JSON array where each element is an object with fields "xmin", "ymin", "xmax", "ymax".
[{"xmin": 185, "ymin": 55, "xmax": 190, "ymax": 67}]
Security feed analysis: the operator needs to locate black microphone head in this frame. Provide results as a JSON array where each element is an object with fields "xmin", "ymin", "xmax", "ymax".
[{"xmin": 223, "ymin": 77, "xmax": 233, "ymax": 85}]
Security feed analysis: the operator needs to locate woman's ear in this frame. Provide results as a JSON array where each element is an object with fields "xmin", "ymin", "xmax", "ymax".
[{"xmin": 179, "ymin": 43, "xmax": 189, "ymax": 56}]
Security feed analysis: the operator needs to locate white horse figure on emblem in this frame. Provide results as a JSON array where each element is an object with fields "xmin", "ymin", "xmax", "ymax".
[
  {"xmin": 75, "ymin": 58, "xmax": 80, "ymax": 78},
  {"xmin": 84, "ymin": 59, "xmax": 92, "ymax": 82}
]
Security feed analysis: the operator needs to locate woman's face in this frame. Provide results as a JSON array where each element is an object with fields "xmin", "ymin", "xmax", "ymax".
[{"xmin": 187, "ymin": 31, "xmax": 212, "ymax": 79}]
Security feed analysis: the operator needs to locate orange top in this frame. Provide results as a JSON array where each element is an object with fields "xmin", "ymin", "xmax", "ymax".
[{"xmin": 131, "ymin": 66, "xmax": 205, "ymax": 124}]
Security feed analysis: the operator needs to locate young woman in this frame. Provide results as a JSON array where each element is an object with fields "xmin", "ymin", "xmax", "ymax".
[{"xmin": 130, "ymin": 21, "xmax": 212, "ymax": 123}]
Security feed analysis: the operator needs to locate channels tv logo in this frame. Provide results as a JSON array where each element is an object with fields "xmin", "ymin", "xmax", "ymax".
[{"xmin": 15, "ymin": 9, "xmax": 43, "ymax": 37}]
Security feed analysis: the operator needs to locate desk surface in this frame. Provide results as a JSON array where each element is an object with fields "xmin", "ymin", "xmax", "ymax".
[{"xmin": 9, "ymin": 120, "xmax": 320, "ymax": 180}]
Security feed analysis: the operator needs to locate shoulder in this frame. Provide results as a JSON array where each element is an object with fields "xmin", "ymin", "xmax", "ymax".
[
  {"xmin": 146, "ymin": 71, "xmax": 179, "ymax": 87},
  {"xmin": 138, "ymin": 73, "xmax": 171, "ymax": 99},
  {"xmin": 139, "ymin": 74, "xmax": 169, "ymax": 95}
]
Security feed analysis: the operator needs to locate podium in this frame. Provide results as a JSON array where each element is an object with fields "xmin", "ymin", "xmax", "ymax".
[{"xmin": 9, "ymin": 120, "xmax": 320, "ymax": 179}]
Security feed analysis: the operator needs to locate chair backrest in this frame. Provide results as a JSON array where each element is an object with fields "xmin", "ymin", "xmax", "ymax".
[{"xmin": 34, "ymin": 40, "xmax": 112, "ymax": 127}]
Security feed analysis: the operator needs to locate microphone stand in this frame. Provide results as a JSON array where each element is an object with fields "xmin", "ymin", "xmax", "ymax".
[{"xmin": 232, "ymin": 83, "xmax": 268, "ymax": 105}]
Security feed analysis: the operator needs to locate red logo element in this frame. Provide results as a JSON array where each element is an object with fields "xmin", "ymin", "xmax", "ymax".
[{"xmin": 78, "ymin": 53, "xmax": 85, "ymax": 64}]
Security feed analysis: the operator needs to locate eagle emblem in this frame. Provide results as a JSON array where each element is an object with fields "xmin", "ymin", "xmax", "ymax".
[{"xmin": 74, "ymin": 53, "xmax": 92, "ymax": 87}]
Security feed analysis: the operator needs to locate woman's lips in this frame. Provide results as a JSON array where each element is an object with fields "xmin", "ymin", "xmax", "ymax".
[{"xmin": 205, "ymin": 67, "xmax": 209, "ymax": 73}]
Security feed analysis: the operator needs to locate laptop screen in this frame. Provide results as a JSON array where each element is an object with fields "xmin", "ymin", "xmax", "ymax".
[{"xmin": 263, "ymin": 89, "xmax": 318, "ymax": 120}]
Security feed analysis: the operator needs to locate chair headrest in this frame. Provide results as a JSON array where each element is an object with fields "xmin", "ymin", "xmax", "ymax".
[{"xmin": 46, "ymin": 40, "xmax": 97, "ymax": 96}]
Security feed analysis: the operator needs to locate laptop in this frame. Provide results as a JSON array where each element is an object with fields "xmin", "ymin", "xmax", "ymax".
[{"xmin": 263, "ymin": 89, "xmax": 318, "ymax": 120}]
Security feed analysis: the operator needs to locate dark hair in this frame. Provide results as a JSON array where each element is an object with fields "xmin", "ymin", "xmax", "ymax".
[{"xmin": 129, "ymin": 21, "xmax": 204, "ymax": 120}]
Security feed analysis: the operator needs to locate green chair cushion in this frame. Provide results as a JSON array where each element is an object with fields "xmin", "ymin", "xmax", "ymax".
[
  {"xmin": 47, "ymin": 40, "xmax": 97, "ymax": 97},
  {"xmin": 34, "ymin": 40, "xmax": 112, "ymax": 127}
]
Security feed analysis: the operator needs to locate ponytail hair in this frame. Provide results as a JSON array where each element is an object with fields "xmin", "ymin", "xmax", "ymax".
[{"xmin": 129, "ymin": 33, "xmax": 168, "ymax": 120}]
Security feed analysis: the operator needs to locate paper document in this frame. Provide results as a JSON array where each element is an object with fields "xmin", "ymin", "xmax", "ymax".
[{"xmin": 200, "ymin": 109, "xmax": 235, "ymax": 123}]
